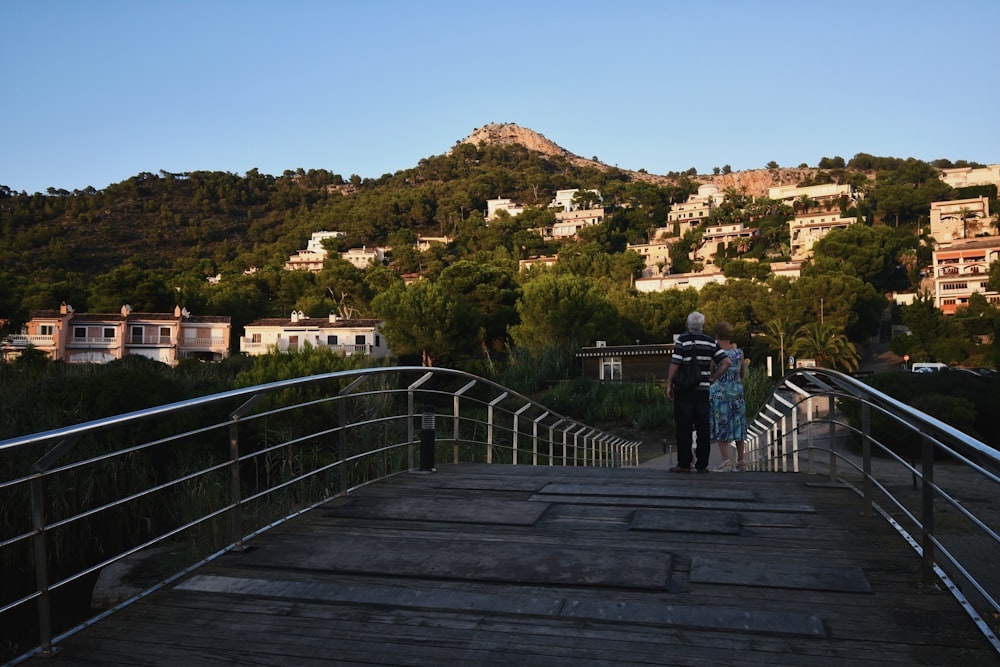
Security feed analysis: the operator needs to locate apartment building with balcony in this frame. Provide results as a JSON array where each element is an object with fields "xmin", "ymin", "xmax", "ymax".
[
  {"xmin": 931, "ymin": 237, "xmax": 1000, "ymax": 315},
  {"xmin": 930, "ymin": 196, "xmax": 992, "ymax": 243},
  {"xmin": 788, "ymin": 211, "xmax": 857, "ymax": 261},
  {"xmin": 665, "ymin": 184, "xmax": 724, "ymax": 234},
  {"xmin": 2, "ymin": 303, "xmax": 231, "ymax": 365},
  {"xmin": 627, "ymin": 240, "xmax": 673, "ymax": 276},
  {"xmin": 939, "ymin": 164, "xmax": 1000, "ymax": 190},
  {"xmin": 550, "ymin": 207, "xmax": 605, "ymax": 239},
  {"xmin": 694, "ymin": 222, "xmax": 759, "ymax": 265},
  {"xmin": 240, "ymin": 311, "xmax": 391, "ymax": 357}
]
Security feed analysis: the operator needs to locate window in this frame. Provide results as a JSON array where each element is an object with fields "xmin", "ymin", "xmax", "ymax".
[
  {"xmin": 327, "ymin": 334, "xmax": 338, "ymax": 345},
  {"xmin": 159, "ymin": 327, "xmax": 170, "ymax": 341},
  {"xmin": 104, "ymin": 328, "xmax": 115, "ymax": 339},
  {"xmin": 131, "ymin": 326, "xmax": 143, "ymax": 343},
  {"xmin": 355, "ymin": 334, "xmax": 366, "ymax": 345},
  {"xmin": 599, "ymin": 357, "xmax": 622, "ymax": 381},
  {"xmin": 251, "ymin": 333, "xmax": 262, "ymax": 344},
  {"xmin": 375, "ymin": 335, "xmax": 381, "ymax": 347},
  {"xmin": 74, "ymin": 327, "xmax": 86, "ymax": 339},
  {"xmin": 39, "ymin": 325, "xmax": 54, "ymax": 336}
]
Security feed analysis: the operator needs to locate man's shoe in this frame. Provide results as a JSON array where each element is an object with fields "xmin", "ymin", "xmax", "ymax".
[{"xmin": 668, "ymin": 466, "xmax": 691, "ymax": 473}]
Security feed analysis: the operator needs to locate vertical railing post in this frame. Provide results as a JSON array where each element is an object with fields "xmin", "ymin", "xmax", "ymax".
[
  {"xmin": 806, "ymin": 395, "xmax": 815, "ymax": 475},
  {"xmin": 921, "ymin": 432, "xmax": 936, "ymax": 584},
  {"xmin": 827, "ymin": 394, "xmax": 837, "ymax": 482},
  {"xmin": 228, "ymin": 393, "xmax": 263, "ymax": 552},
  {"xmin": 454, "ymin": 380, "xmax": 476, "ymax": 465},
  {"xmin": 487, "ymin": 392, "xmax": 507, "ymax": 465},
  {"xmin": 29, "ymin": 475, "xmax": 53, "ymax": 656},
  {"xmin": 407, "ymin": 372, "xmax": 434, "ymax": 471},
  {"xmin": 228, "ymin": 417, "xmax": 244, "ymax": 551},
  {"xmin": 513, "ymin": 403, "xmax": 531, "ymax": 466},
  {"xmin": 533, "ymin": 411, "xmax": 548, "ymax": 466},
  {"xmin": 861, "ymin": 401, "xmax": 873, "ymax": 516},
  {"xmin": 790, "ymin": 402, "xmax": 800, "ymax": 473},
  {"xmin": 419, "ymin": 405, "xmax": 436, "ymax": 472}
]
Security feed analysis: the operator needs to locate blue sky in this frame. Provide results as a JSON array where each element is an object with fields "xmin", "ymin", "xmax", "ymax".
[{"xmin": 3, "ymin": 0, "xmax": 998, "ymax": 195}]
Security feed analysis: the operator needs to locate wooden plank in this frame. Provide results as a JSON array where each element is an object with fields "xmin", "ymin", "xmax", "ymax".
[
  {"xmin": 630, "ymin": 507, "xmax": 742, "ymax": 534},
  {"xmin": 690, "ymin": 557, "xmax": 873, "ymax": 593}
]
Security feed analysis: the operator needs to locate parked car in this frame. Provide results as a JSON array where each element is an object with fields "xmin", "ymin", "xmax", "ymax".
[{"xmin": 910, "ymin": 362, "xmax": 948, "ymax": 373}]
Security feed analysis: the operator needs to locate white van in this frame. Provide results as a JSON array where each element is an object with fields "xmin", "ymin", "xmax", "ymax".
[{"xmin": 911, "ymin": 362, "xmax": 947, "ymax": 373}]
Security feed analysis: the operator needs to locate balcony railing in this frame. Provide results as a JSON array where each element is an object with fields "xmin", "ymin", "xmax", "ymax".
[
  {"xmin": 1, "ymin": 334, "xmax": 55, "ymax": 347},
  {"xmin": 66, "ymin": 337, "xmax": 117, "ymax": 346}
]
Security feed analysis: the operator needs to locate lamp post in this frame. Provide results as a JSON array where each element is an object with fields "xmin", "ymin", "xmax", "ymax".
[
  {"xmin": 820, "ymin": 297, "xmax": 824, "ymax": 325},
  {"xmin": 779, "ymin": 331, "xmax": 784, "ymax": 377}
]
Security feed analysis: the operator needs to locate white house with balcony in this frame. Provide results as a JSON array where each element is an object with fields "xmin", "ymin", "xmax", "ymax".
[
  {"xmin": 285, "ymin": 231, "xmax": 345, "ymax": 272},
  {"xmin": 240, "ymin": 311, "xmax": 391, "ymax": 357}
]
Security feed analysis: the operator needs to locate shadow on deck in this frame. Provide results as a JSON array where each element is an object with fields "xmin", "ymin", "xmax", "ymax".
[{"xmin": 39, "ymin": 463, "xmax": 1000, "ymax": 666}]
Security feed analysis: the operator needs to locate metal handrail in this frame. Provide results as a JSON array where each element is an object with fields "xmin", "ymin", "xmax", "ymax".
[
  {"xmin": 0, "ymin": 366, "xmax": 640, "ymax": 664},
  {"xmin": 746, "ymin": 367, "xmax": 1000, "ymax": 652}
]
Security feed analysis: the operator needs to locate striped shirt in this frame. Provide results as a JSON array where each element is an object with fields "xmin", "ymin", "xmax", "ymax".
[{"xmin": 671, "ymin": 333, "xmax": 728, "ymax": 392}]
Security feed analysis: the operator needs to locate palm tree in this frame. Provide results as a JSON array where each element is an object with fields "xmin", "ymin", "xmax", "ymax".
[
  {"xmin": 789, "ymin": 322, "xmax": 860, "ymax": 373},
  {"xmin": 761, "ymin": 317, "xmax": 799, "ymax": 371},
  {"xmin": 958, "ymin": 206, "xmax": 983, "ymax": 238}
]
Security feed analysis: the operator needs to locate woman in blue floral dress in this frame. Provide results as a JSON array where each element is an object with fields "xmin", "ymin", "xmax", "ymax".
[{"xmin": 709, "ymin": 322, "xmax": 747, "ymax": 471}]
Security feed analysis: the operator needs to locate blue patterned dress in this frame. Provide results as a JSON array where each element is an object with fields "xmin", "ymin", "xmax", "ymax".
[{"xmin": 709, "ymin": 347, "xmax": 747, "ymax": 442}]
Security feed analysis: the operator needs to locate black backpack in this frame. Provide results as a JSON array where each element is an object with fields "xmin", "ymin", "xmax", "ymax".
[{"xmin": 673, "ymin": 347, "xmax": 700, "ymax": 390}]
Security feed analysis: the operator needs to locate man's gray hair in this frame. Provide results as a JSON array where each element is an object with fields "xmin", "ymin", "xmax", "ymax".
[{"xmin": 686, "ymin": 311, "xmax": 705, "ymax": 333}]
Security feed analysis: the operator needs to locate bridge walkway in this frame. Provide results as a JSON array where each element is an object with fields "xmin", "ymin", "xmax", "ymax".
[{"xmin": 39, "ymin": 462, "xmax": 1000, "ymax": 666}]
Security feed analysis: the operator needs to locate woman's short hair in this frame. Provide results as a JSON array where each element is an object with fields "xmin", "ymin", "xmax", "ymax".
[{"xmin": 713, "ymin": 321, "xmax": 734, "ymax": 340}]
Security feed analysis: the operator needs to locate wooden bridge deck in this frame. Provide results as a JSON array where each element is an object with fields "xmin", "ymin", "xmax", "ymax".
[{"xmin": 40, "ymin": 462, "xmax": 999, "ymax": 666}]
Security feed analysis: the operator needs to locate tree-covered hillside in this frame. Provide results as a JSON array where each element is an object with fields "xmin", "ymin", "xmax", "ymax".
[{"xmin": 2, "ymin": 138, "xmax": 998, "ymax": 375}]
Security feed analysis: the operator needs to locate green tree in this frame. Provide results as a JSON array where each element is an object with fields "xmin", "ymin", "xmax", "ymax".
[
  {"xmin": 371, "ymin": 280, "xmax": 480, "ymax": 367},
  {"xmin": 509, "ymin": 274, "xmax": 622, "ymax": 352},
  {"xmin": 437, "ymin": 260, "xmax": 521, "ymax": 356}
]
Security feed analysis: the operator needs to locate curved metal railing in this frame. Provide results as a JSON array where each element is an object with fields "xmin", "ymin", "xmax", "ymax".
[
  {"xmin": 0, "ymin": 366, "xmax": 640, "ymax": 663},
  {"xmin": 746, "ymin": 367, "xmax": 1000, "ymax": 652}
]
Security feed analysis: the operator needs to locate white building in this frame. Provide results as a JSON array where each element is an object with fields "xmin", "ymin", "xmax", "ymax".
[
  {"xmin": 550, "ymin": 208, "xmax": 605, "ymax": 238},
  {"xmin": 788, "ymin": 212, "xmax": 856, "ymax": 261},
  {"xmin": 240, "ymin": 311, "xmax": 391, "ymax": 357},
  {"xmin": 285, "ymin": 231, "xmax": 345, "ymax": 272},
  {"xmin": 486, "ymin": 198, "xmax": 524, "ymax": 220},
  {"xmin": 939, "ymin": 164, "xmax": 1000, "ymax": 190},
  {"xmin": 341, "ymin": 246, "xmax": 388, "ymax": 269},
  {"xmin": 931, "ymin": 237, "xmax": 1000, "ymax": 315},
  {"xmin": 549, "ymin": 188, "xmax": 602, "ymax": 212}
]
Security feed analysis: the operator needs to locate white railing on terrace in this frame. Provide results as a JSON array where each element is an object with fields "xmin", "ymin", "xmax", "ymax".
[
  {"xmin": 179, "ymin": 337, "xmax": 226, "ymax": 347},
  {"xmin": 745, "ymin": 367, "xmax": 1000, "ymax": 653},
  {"xmin": 2, "ymin": 335, "xmax": 55, "ymax": 347},
  {"xmin": 66, "ymin": 337, "xmax": 117, "ymax": 346},
  {"xmin": 0, "ymin": 366, "xmax": 639, "ymax": 663}
]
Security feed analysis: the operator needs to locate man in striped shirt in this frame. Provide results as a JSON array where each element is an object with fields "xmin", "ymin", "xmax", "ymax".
[{"xmin": 666, "ymin": 312, "xmax": 731, "ymax": 473}]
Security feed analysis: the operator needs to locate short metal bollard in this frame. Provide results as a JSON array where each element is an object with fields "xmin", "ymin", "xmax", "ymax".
[{"xmin": 420, "ymin": 405, "xmax": 436, "ymax": 472}]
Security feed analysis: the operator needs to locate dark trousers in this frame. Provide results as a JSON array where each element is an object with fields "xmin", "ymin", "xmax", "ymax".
[{"xmin": 674, "ymin": 390, "xmax": 711, "ymax": 470}]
